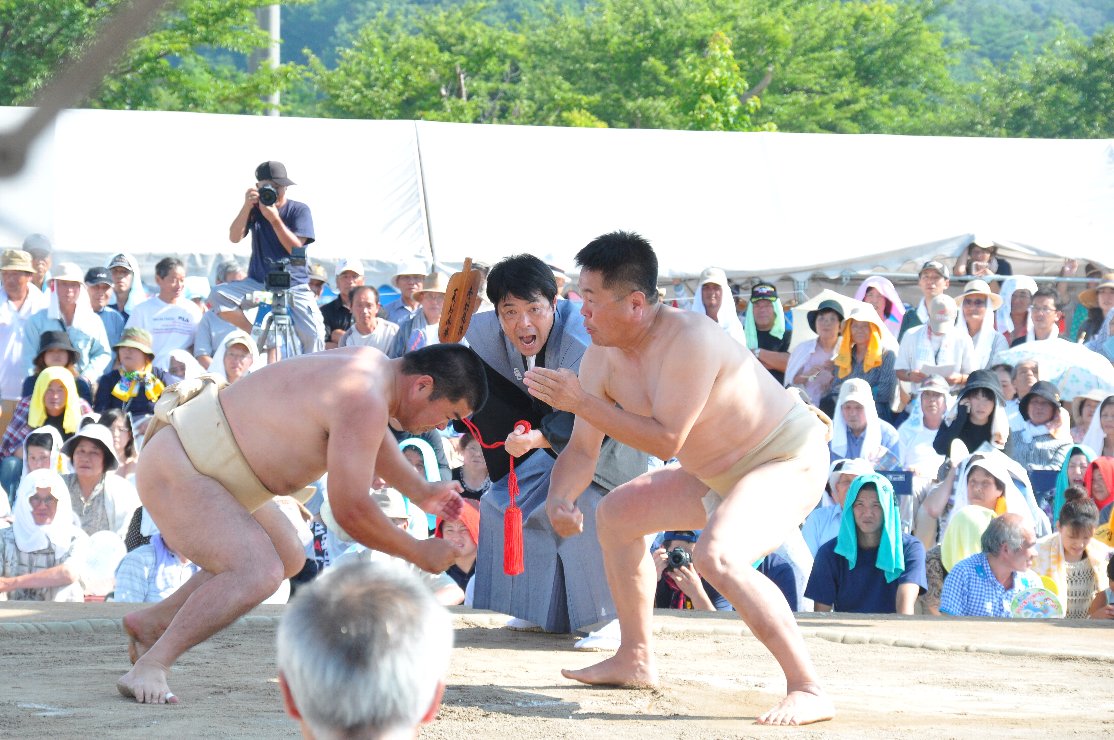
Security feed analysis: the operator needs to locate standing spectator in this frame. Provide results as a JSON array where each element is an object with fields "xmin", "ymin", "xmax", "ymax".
[
  {"xmin": 895, "ymin": 294, "xmax": 975, "ymax": 394},
  {"xmin": 824, "ymin": 306, "xmax": 896, "ymax": 420},
  {"xmin": 0, "ymin": 468, "xmax": 87, "ymax": 602},
  {"xmin": 22, "ymin": 234, "xmax": 52, "ymax": 293},
  {"xmin": 744, "ymin": 282, "xmax": 791, "ymax": 384},
  {"xmin": 997, "ymin": 275, "xmax": 1038, "ymax": 346},
  {"xmin": 193, "ymin": 259, "xmax": 246, "ymax": 369},
  {"xmin": 0, "ymin": 249, "xmax": 48, "ymax": 424},
  {"xmin": 828, "ymin": 379, "xmax": 901, "ymax": 469},
  {"xmin": 216, "ymin": 160, "xmax": 326, "ymax": 355},
  {"xmin": 784, "ymin": 298, "xmax": 842, "ymax": 406},
  {"xmin": 956, "ymin": 280, "xmax": 1006, "ymax": 369},
  {"xmin": 1004, "ymin": 381, "xmax": 1071, "ymax": 473},
  {"xmin": 321, "ymin": 256, "xmax": 364, "ymax": 349},
  {"xmin": 105, "ymin": 252, "xmax": 149, "ymax": 320},
  {"xmin": 93, "ymin": 328, "xmax": 169, "ymax": 418},
  {"xmin": 339, "ymin": 285, "xmax": 399, "ymax": 354},
  {"xmin": 396, "ymin": 273, "xmax": 448, "ymax": 355},
  {"xmin": 940, "ymin": 513, "xmax": 1041, "ymax": 617},
  {"xmin": 60, "ymin": 424, "xmax": 139, "ymax": 539},
  {"xmin": 125, "ymin": 257, "xmax": 201, "ymax": 360},
  {"xmin": 855, "ymin": 276, "xmax": 904, "ymax": 342},
  {"xmin": 84, "ymin": 266, "xmax": 126, "ymax": 348},
  {"xmin": 897, "ymin": 260, "xmax": 951, "ymax": 341},
  {"xmin": 1032, "ymin": 491, "xmax": 1111, "ymax": 619},
  {"xmin": 22, "ymin": 262, "xmax": 112, "ymax": 385},
  {"xmin": 806, "ymin": 474, "xmax": 926, "ymax": 614},
  {"xmin": 306, "ymin": 262, "xmax": 329, "ymax": 302},
  {"xmin": 275, "ymin": 560, "xmax": 453, "ymax": 740},
  {"xmin": 690, "ymin": 267, "xmax": 745, "ymax": 345},
  {"xmin": 208, "ymin": 331, "xmax": 258, "ymax": 384},
  {"xmin": 380, "ymin": 259, "xmax": 429, "ymax": 326}
]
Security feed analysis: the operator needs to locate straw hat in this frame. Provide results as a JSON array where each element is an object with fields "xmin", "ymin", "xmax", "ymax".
[
  {"xmin": 1078, "ymin": 273, "xmax": 1114, "ymax": 309},
  {"xmin": 955, "ymin": 279, "xmax": 1003, "ymax": 311},
  {"xmin": 415, "ymin": 272, "xmax": 450, "ymax": 297}
]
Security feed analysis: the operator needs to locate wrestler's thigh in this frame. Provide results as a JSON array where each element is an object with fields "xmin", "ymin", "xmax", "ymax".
[
  {"xmin": 700, "ymin": 443, "xmax": 829, "ymax": 564},
  {"xmin": 252, "ymin": 501, "xmax": 309, "ymax": 576},
  {"xmin": 136, "ymin": 429, "xmax": 279, "ymax": 576},
  {"xmin": 599, "ymin": 465, "xmax": 708, "ymax": 539}
]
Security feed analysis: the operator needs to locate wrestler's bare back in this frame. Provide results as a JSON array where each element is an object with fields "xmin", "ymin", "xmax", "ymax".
[
  {"xmin": 217, "ymin": 347, "xmax": 395, "ymax": 494},
  {"xmin": 591, "ymin": 306, "xmax": 794, "ymax": 479}
]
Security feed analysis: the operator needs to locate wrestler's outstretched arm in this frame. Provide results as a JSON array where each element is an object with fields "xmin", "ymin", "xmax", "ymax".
[
  {"xmin": 326, "ymin": 400, "xmax": 456, "ymax": 574},
  {"xmin": 525, "ymin": 336, "xmax": 719, "ymax": 462},
  {"xmin": 373, "ymin": 432, "xmax": 464, "ymax": 521}
]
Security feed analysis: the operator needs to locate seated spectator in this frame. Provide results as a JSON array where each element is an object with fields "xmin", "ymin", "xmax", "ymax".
[
  {"xmin": 1071, "ymin": 389, "xmax": 1106, "ymax": 444},
  {"xmin": 1081, "ymin": 394, "xmax": 1114, "ymax": 458},
  {"xmin": 854, "ymin": 275, "xmax": 904, "ymax": 342},
  {"xmin": 451, "ymin": 432, "xmax": 491, "ymax": 501},
  {"xmin": 275, "ymin": 559, "xmax": 452, "ymax": 740},
  {"xmin": 1032, "ymin": 489, "xmax": 1112, "ymax": 619},
  {"xmin": 953, "ymin": 280, "xmax": 1007, "ymax": 370},
  {"xmin": 160, "ymin": 348, "xmax": 205, "ymax": 384},
  {"xmin": 398, "ymin": 273, "xmax": 449, "ymax": 354},
  {"xmin": 805, "ymin": 474, "xmax": 926, "ymax": 614},
  {"xmin": 22, "ymin": 262, "xmax": 112, "ymax": 385},
  {"xmin": 21, "ymin": 427, "xmax": 64, "ymax": 480},
  {"xmin": 940, "ymin": 513, "xmax": 1041, "ymax": 618},
  {"xmin": 802, "ymin": 458, "xmax": 875, "ymax": 556},
  {"xmin": 1087, "ymin": 551, "xmax": 1114, "ymax": 619},
  {"xmin": 991, "ymin": 363, "xmax": 1016, "ymax": 404},
  {"xmin": 895, "ymin": 294, "xmax": 975, "ymax": 393},
  {"xmin": 0, "ymin": 469, "xmax": 87, "ymax": 602},
  {"xmin": 653, "ymin": 531, "xmax": 731, "ymax": 611},
  {"xmin": 898, "ymin": 260, "xmax": 951, "ymax": 341},
  {"xmin": 435, "ymin": 503, "xmax": 479, "ymax": 603},
  {"xmin": 321, "ymin": 488, "xmax": 463, "ymax": 606},
  {"xmin": 339, "ymin": 285, "xmax": 399, "ymax": 354},
  {"xmin": 1052, "ymin": 445, "xmax": 1095, "ymax": 525},
  {"xmin": 1004, "ymin": 380, "xmax": 1072, "ymax": 472},
  {"xmin": 933, "ymin": 369, "xmax": 1009, "ymax": 460},
  {"xmin": 208, "ymin": 330, "xmax": 258, "ymax": 384},
  {"xmin": 124, "ymin": 257, "xmax": 202, "ymax": 359},
  {"xmin": 1083, "ymin": 457, "xmax": 1114, "ymax": 519},
  {"xmin": 112, "ymin": 511, "xmax": 200, "ymax": 603},
  {"xmin": 60, "ymin": 424, "xmax": 139, "ymax": 539},
  {"xmin": 84, "ymin": 266, "xmax": 126, "ymax": 348},
  {"xmin": 1005, "ymin": 360, "xmax": 1040, "ymax": 430},
  {"xmin": 1078, "ymin": 274, "xmax": 1114, "ymax": 345},
  {"xmin": 997, "ymin": 275, "xmax": 1038, "ymax": 346},
  {"xmin": 0, "ymin": 367, "xmax": 92, "ymax": 495},
  {"xmin": 828, "ymin": 379, "xmax": 901, "ymax": 469},
  {"xmin": 193, "ymin": 259, "xmax": 246, "ymax": 369},
  {"xmin": 1025, "ymin": 288, "xmax": 1062, "ymax": 342},
  {"xmin": 925, "ymin": 451, "xmax": 1040, "ymax": 537},
  {"xmin": 900, "ymin": 376, "xmax": 950, "ymax": 536},
  {"xmin": 20, "ymin": 330, "xmax": 94, "ymax": 405},
  {"xmin": 784, "ymin": 298, "xmax": 842, "ymax": 406},
  {"xmin": 1085, "ymin": 306, "xmax": 1114, "ymax": 361},
  {"xmin": 921, "ymin": 504, "xmax": 996, "ymax": 615},
  {"xmin": 745, "ymin": 282, "xmax": 791, "ymax": 384},
  {"xmin": 823, "ymin": 306, "xmax": 896, "ymax": 420},
  {"xmin": 93, "ymin": 328, "xmax": 169, "ymax": 417},
  {"xmin": 690, "ymin": 267, "xmax": 746, "ymax": 345},
  {"xmin": 99, "ymin": 408, "xmax": 138, "ymax": 482}
]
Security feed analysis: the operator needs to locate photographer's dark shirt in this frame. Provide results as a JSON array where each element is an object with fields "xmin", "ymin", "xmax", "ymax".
[{"xmin": 247, "ymin": 199, "xmax": 314, "ymax": 286}]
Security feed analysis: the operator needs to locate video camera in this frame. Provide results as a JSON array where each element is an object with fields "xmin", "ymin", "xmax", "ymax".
[{"xmin": 264, "ymin": 246, "xmax": 308, "ymax": 293}]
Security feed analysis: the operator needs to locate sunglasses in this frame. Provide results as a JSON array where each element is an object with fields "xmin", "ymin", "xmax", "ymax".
[{"xmin": 962, "ymin": 297, "xmax": 987, "ymax": 307}]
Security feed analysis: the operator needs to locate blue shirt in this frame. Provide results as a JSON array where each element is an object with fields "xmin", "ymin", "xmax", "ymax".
[
  {"xmin": 939, "ymin": 552, "xmax": 1041, "ymax": 618},
  {"xmin": 95, "ymin": 306, "xmax": 127, "ymax": 348},
  {"xmin": 801, "ymin": 504, "xmax": 842, "ymax": 557},
  {"xmin": 830, "ymin": 421, "xmax": 902, "ymax": 468},
  {"xmin": 246, "ymin": 199, "xmax": 314, "ymax": 286},
  {"xmin": 805, "ymin": 533, "xmax": 926, "ymax": 614}
]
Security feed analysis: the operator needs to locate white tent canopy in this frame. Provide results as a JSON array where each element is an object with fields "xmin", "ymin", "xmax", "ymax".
[{"xmin": 1, "ymin": 107, "xmax": 1111, "ymax": 288}]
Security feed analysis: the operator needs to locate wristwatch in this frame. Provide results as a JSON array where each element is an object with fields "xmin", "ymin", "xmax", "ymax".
[{"xmin": 754, "ymin": 347, "xmax": 762, "ymax": 360}]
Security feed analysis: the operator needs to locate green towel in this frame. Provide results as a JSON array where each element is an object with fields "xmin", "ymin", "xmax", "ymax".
[
  {"xmin": 743, "ymin": 297, "xmax": 786, "ymax": 350},
  {"xmin": 1053, "ymin": 444, "xmax": 1094, "ymax": 524},
  {"xmin": 833, "ymin": 472, "xmax": 906, "ymax": 584}
]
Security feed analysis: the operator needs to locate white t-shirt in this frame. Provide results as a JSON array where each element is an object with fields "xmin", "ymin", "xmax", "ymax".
[
  {"xmin": 125, "ymin": 296, "xmax": 202, "ymax": 358},
  {"xmin": 340, "ymin": 319, "xmax": 399, "ymax": 355}
]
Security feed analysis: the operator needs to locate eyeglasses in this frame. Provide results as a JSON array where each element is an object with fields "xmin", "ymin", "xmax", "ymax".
[
  {"xmin": 1031, "ymin": 306, "xmax": 1056, "ymax": 314},
  {"xmin": 963, "ymin": 298, "xmax": 987, "ymax": 307},
  {"xmin": 28, "ymin": 495, "xmax": 57, "ymax": 507}
]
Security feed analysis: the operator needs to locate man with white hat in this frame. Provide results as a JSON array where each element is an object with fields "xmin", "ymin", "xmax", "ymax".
[
  {"xmin": 895, "ymin": 294, "xmax": 976, "ymax": 393},
  {"xmin": 690, "ymin": 266, "xmax": 746, "ymax": 346},
  {"xmin": 381, "ymin": 258, "xmax": 429, "ymax": 326},
  {"xmin": 829, "ymin": 378, "xmax": 902, "ymax": 469},
  {"xmin": 321, "ymin": 256, "xmax": 365, "ymax": 349},
  {"xmin": 22, "ymin": 261, "xmax": 112, "ymax": 384},
  {"xmin": 0, "ymin": 249, "xmax": 48, "ymax": 423}
]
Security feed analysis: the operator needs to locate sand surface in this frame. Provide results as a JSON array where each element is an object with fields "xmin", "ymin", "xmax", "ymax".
[{"xmin": 1, "ymin": 601, "xmax": 1111, "ymax": 739}]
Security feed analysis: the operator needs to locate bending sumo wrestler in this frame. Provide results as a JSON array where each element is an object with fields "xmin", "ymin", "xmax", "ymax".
[
  {"xmin": 116, "ymin": 344, "xmax": 487, "ymax": 704},
  {"xmin": 524, "ymin": 232, "xmax": 836, "ymax": 726}
]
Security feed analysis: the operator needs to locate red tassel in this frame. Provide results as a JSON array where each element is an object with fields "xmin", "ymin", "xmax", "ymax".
[{"xmin": 459, "ymin": 416, "xmax": 531, "ymax": 576}]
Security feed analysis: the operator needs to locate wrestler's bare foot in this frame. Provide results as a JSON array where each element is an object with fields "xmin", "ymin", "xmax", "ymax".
[
  {"xmin": 561, "ymin": 652, "xmax": 658, "ymax": 688},
  {"xmin": 117, "ymin": 658, "xmax": 179, "ymax": 705},
  {"xmin": 122, "ymin": 610, "xmax": 165, "ymax": 664},
  {"xmin": 756, "ymin": 686, "xmax": 834, "ymax": 726}
]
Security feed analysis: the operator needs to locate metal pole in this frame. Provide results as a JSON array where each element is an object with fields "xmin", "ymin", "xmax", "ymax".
[{"xmin": 267, "ymin": 3, "xmax": 280, "ymax": 116}]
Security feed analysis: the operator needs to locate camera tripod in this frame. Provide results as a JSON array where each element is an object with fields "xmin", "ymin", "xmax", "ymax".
[{"xmin": 255, "ymin": 288, "xmax": 302, "ymax": 364}]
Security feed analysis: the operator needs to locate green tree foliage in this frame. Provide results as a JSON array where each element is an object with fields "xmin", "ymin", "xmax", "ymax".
[{"xmin": 0, "ymin": 0, "xmax": 305, "ymax": 113}]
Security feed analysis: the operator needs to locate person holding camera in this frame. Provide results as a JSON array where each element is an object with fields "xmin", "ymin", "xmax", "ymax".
[
  {"xmin": 215, "ymin": 161, "xmax": 325, "ymax": 355},
  {"xmin": 653, "ymin": 531, "xmax": 730, "ymax": 611}
]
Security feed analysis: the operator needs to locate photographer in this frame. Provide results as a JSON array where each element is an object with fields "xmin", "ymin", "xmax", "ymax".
[
  {"xmin": 653, "ymin": 531, "xmax": 731, "ymax": 611},
  {"xmin": 214, "ymin": 161, "xmax": 325, "ymax": 355}
]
